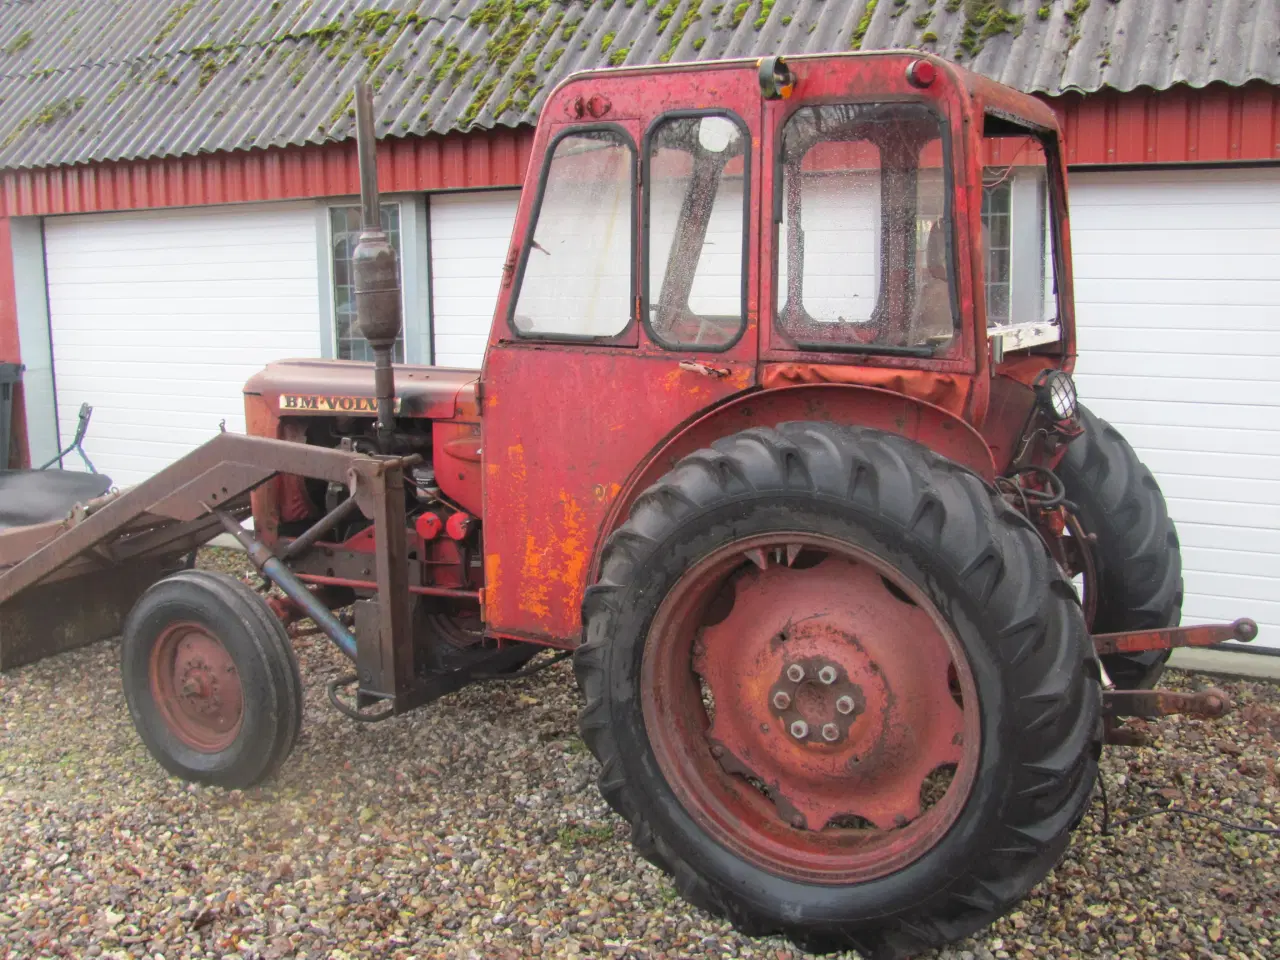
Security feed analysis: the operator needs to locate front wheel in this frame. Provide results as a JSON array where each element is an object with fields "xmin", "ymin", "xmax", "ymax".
[
  {"xmin": 575, "ymin": 424, "xmax": 1100, "ymax": 958},
  {"xmin": 122, "ymin": 570, "xmax": 303, "ymax": 788}
]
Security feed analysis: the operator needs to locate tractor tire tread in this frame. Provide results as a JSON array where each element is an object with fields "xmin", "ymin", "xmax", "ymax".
[{"xmin": 1058, "ymin": 405, "xmax": 1182, "ymax": 687}]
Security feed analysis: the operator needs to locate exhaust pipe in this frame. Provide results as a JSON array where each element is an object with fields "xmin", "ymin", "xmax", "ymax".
[{"xmin": 351, "ymin": 82, "xmax": 402, "ymax": 452}]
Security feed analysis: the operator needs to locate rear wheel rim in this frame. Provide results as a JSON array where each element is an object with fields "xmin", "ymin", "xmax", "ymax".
[
  {"xmin": 149, "ymin": 621, "xmax": 244, "ymax": 753},
  {"xmin": 641, "ymin": 533, "xmax": 980, "ymax": 884}
]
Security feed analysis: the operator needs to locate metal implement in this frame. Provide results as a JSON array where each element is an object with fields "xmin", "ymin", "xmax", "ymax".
[
  {"xmin": 1104, "ymin": 688, "xmax": 1233, "ymax": 720},
  {"xmin": 37, "ymin": 402, "xmax": 97, "ymax": 473},
  {"xmin": 279, "ymin": 494, "xmax": 363, "ymax": 562},
  {"xmin": 1093, "ymin": 618, "xmax": 1258, "ymax": 657},
  {"xmin": 212, "ymin": 510, "xmax": 358, "ymax": 661},
  {"xmin": 0, "ymin": 433, "xmax": 408, "ymax": 690}
]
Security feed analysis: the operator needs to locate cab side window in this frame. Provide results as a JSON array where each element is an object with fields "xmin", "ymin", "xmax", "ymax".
[
  {"xmin": 645, "ymin": 114, "xmax": 749, "ymax": 350},
  {"xmin": 777, "ymin": 102, "xmax": 955, "ymax": 353},
  {"xmin": 981, "ymin": 119, "xmax": 1059, "ymax": 332}
]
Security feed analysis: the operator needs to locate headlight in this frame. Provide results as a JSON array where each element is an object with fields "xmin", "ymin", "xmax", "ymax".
[{"xmin": 1034, "ymin": 370, "xmax": 1077, "ymax": 422}]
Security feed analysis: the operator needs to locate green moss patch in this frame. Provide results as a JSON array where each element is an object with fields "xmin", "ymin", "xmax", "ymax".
[{"xmin": 850, "ymin": 0, "xmax": 878, "ymax": 49}]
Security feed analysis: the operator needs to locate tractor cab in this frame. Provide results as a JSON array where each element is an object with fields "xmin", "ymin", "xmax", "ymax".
[{"xmin": 477, "ymin": 52, "xmax": 1077, "ymax": 638}]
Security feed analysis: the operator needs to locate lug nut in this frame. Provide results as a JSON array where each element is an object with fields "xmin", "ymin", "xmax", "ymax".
[
  {"xmin": 836, "ymin": 695, "xmax": 856, "ymax": 715},
  {"xmin": 822, "ymin": 723, "xmax": 840, "ymax": 742},
  {"xmin": 786, "ymin": 664, "xmax": 805, "ymax": 683},
  {"xmin": 818, "ymin": 665, "xmax": 837, "ymax": 685},
  {"xmin": 789, "ymin": 720, "xmax": 809, "ymax": 739},
  {"xmin": 772, "ymin": 691, "xmax": 792, "ymax": 710}
]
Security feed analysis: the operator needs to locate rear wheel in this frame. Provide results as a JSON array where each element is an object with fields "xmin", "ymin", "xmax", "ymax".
[
  {"xmin": 576, "ymin": 424, "xmax": 1100, "ymax": 958},
  {"xmin": 122, "ymin": 570, "xmax": 302, "ymax": 788},
  {"xmin": 1058, "ymin": 405, "xmax": 1183, "ymax": 689}
]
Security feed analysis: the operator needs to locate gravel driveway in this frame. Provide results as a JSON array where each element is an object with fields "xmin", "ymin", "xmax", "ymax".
[{"xmin": 1, "ymin": 552, "xmax": 1277, "ymax": 960}]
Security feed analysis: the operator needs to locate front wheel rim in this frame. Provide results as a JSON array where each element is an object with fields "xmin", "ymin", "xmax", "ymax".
[
  {"xmin": 641, "ymin": 533, "xmax": 981, "ymax": 885},
  {"xmin": 149, "ymin": 622, "xmax": 244, "ymax": 753}
]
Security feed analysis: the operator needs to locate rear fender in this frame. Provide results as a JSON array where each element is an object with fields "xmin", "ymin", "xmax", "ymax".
[{"xmin": 593, "ymin": 383, "xmax": 997, "ymax": 578}]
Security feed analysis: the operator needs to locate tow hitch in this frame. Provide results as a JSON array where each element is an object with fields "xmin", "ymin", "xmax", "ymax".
[{"xmin": 1095, "ymin": 618, "xmax": 1257, "ymax": 741}]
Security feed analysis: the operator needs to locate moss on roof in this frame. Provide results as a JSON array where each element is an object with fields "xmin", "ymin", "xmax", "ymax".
[{"xmin": 0, "ymin": 0, "xmax": 1269, "ymax": 171}]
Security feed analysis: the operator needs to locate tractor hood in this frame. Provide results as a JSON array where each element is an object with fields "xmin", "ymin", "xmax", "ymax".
[{"xmin": 244, "ymin": 359, "xmax": 478, "ymax": 420}]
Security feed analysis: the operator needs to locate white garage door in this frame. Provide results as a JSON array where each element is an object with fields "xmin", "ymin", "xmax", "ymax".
[
  {"xmin": 1070, "ymin": 166, "xmax": 1280, "ymax": 648},
  {"xmin": 45, "ymin": 202, "xmax": 321, "ymax": 488},
  {"xmin": 429, "ymin": 190, "xmax": 519, "ymax": 368}
]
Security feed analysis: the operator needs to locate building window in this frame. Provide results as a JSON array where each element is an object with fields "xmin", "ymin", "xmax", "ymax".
[
  {"xmin": 981, "ymin": 179, "xmax": 1012, "ymax": 325},
  {"xmin": 329, "ymin": 204, "xmax": 404, "ymax": 362}
]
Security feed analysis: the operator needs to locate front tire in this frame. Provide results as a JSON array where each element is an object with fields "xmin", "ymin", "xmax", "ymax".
[
  {"xmin": 1058, "ymin": 405, "xmax": 1183, "ymax": 689},
  {"xmin": 575, "ymin": 424, "xmax": 1099, "ymax": 958},
  {"xmin": 122, "ymin": 570, "xmax": 303, "ymax": 788}
]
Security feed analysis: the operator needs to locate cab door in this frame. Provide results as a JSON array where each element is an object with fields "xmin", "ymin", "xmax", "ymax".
[{"xmin": 480, "ymin": 64, "xmax": 764, "ymax": 644}]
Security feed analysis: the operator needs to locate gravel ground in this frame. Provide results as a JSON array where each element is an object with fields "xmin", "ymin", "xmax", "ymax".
[{"xmin": 0, "ymin": 549, "xmax": 1277, "ymax": 960}]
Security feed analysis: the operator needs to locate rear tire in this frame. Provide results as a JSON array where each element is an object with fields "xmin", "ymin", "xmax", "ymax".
[
  {"xmin": 1058, "ymin": 405, "xmax": 1182, "ymax": 689},
  {"xmin": 122, "ymin": 570, "xmax": 303, "ymax": 788},
  {"xmin": 575, "ymin": 423, "xmax": 1100, "ymax": 958}
]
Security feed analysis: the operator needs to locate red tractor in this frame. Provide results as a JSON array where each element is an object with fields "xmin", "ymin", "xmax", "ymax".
[{"xmin": 0, "ymin": 53, "xmax": 1257, "ymax": 957}]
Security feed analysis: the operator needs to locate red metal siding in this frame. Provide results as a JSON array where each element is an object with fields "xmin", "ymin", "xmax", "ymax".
[
  {"xmin": 1048, "ymin": 81, "xmax": 1280, "ymax": 166},
  {"xmin": 0, "ymin": 127, "xmax": 536, "ymax": 218},
  {"xmin": 0, "ymin": 216, "xmax": 29, "ymax": 467},
  {"xmin": 0, "ymin": 219, "xmax": 17, "ymax": 364},
  {"xmin": 0, "ymin": 85, "xmax": 1275, "ymax": 219}
]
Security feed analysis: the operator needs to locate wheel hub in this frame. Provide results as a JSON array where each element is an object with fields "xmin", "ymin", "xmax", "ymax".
[{"xmin": 767, "ymin": 655, "xmax": 866, "ymax": 746}]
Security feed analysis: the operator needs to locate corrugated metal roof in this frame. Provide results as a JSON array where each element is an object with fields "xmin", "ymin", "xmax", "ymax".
[{"xmin": 0, "ymin": 0, "xmax": 1275, "ymax": 172}]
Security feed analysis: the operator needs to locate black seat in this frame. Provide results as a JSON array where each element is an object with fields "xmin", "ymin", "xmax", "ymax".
[{"xmin": 0, "ymin": 469, "xmax": 113, "ymax": 530}]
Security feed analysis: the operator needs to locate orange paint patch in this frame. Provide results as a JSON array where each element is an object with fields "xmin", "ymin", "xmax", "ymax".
[
  {"xmin": 555, "ymin": 492, "xmax": 590, "ymax": 617},
  {"xmin": 520, "ymin": 532, "xmax": 552, "ymax": 620},
  {"xmin": 661, "ymin": 366, "xmax": 712, "ymax": 400},
  {"xmin": 483, "ymin": 554, "xmax": 501, "ymax": 620},
  {"xmin": 506, "ymin": 443, "xmax": 552, "ymax": 622}
]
